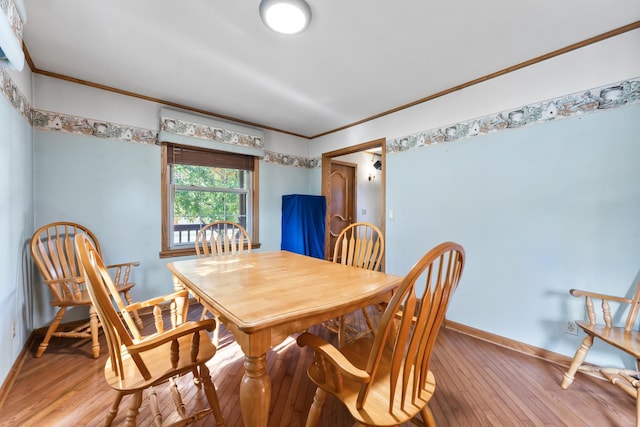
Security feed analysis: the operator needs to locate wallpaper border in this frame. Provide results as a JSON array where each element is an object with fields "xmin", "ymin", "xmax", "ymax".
[
  {"xmin": 0, "ymin": 68, "xmax": 30, "ymax": 120},
  {"xmin": 3, "ymin": 69, "xmax": 638, "ymax": 169},
  {"xmin": 32, "ymin": 109, "xmax": 157, "ymax": 144},
  {"xmin": 160, "ymin": 115, "xmax": 264, "ymax": 150},
  {"xmin": 387, "ymin": 77, "xmax": 640, "ymax": 154},
  {"xmin": 0, "ymin": 0, "xmax": 23, "ymax": 41}
]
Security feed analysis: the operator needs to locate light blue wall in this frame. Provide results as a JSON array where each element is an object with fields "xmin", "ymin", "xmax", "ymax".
[
  {"xmin": 0, "ymin": 93, "xmax": 33, "ymax": 383},
  {"xmin": 32, "ymin": 131, "xmax": 313, "ymax": 327},
  {"xmin": 259, "ymin": 161, "xmax": 315, "ymax": 251},
  {"xmin": 308, "ymin": 167, "xmax": 321, "ymax": 195},
  {"xmin": 19, "ymin": 88, "xmax": 640, "ymax": 380},
  {"xmin": 386, "ymin": 104, "xmax": 640, "ymax": 367},
  {"xmin": 33, "ymin": 132, "xmax": 163, "ymax": 326}
]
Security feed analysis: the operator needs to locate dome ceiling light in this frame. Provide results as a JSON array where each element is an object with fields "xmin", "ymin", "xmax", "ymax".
[{"xmin": 259, "ymin": 0, "xmax": 312, "ymax": 35}]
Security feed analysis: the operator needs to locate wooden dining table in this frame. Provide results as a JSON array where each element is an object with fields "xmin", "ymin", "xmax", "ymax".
[{"xmin": 167, "ymin": 250, "xmax": 403, "ymax": 427}]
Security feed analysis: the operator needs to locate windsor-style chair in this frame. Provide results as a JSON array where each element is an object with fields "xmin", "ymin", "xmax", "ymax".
[
  {"xmin": 298, "ymin": 242, "xmax": 465, "ymax": 426},
  {"xmin": 194, "ymin": 220, "xmax": 252, "ymax": 340},
  {"xmin": 561, "ymin": 278, "xmax": 640, "ymax": 426},
  {"xmin": 325, "ymin": 222, "xmax": 385, "ymax": 347},
  {"xmin": 75, "ymin": 233, "xmax": 225, "ymax": 426},
  {"xmin": 30, "ymin": 221, "xmax": 142, "ymax": 358}
]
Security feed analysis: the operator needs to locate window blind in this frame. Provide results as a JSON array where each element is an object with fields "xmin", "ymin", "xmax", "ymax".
[{"xmin": 166, "ymin": 143, "xmax": 255, "ymax": 171}]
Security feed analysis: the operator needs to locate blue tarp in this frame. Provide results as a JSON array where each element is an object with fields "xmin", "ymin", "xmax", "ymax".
[{"xmin": 281, "ymin": 194, "xmax": 326, "ymax": 259}]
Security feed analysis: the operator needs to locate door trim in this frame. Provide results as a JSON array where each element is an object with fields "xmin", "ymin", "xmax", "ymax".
[{"xmin": 321, "ymin": 137, "xmax": 386, "ymax": 265}]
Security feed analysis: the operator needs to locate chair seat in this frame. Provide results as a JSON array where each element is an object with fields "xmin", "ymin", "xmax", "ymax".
[
  {"xmin": 105, "ymin": 329, "xmax": 217, "ymax": 391},
  {"xmin": 307, "ymin": 337, "xmax": 436, "ymax": 426},
  {"xmin": 576, "ymin": 321, "xmax": 640, "ymax": 359}
]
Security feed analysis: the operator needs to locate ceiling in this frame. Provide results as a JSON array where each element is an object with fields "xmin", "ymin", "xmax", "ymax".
[{"xmin": 22, "ymin": 1, "xmax": 640, "ymax": 139}]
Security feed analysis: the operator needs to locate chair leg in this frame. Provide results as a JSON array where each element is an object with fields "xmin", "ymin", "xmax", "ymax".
[
  {"xmin": 200, "ymin": 363, "xmax": 225, "ymax": 426},
  {"xmin": 192, "ymin": 367, "xmax": 202, "ymax": 387},
  {"xmin": 105, "ymin": 391, "xmax": 124, "ymax": 427},
  {"xmin": 89, "ymin": 305, "xmax": 100, "ymax": 358},
  {"xmin": 36, "ymin": 306, "xmax": 67, "ymax": 357},
  {"xmin": 305, "ymin": 388, "xmax": 327, "ymax": 427},
  {"xmin": 213, "ymin": 316, "xmax": 220, "ymax": 348},
  {"xmin": 169, "ymin": 376, "xmax": 187, "ymax": 418},
  {"xmin": 123, "ymin": 291, "xmax": 144, "ymax": 330},
  {"xmin": 420, "ymin": 405, "xmax": 437, "ymax": 427},
  {"xmin": 124, "ymin": 390, "xmax": 142, "ymax": 427},
  {"xmin": 338, "ymin": 315, "xmax": 346, "ymax": 348},
  {"xmin": 636, "ymin": 389, "xmax": 640, "ymax": 427},
  {"xmin": 561, "ymin": 334, "xmax": 594, "ymax": 389},
  {"xmin": 149, "ymin": 386, "xmax": 163, "ymax": 427},
  {"xmin": 362, "ymin": 307, "xmax": 376, "ymax": 337}
]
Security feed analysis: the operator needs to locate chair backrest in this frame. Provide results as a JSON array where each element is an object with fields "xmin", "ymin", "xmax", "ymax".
[
  {"xmin": 74, "ymin": 233, "xmax": 146, "ymax": 379},
  {"xmin": 195, "ymin": 221, "xmax": 251, "ymax": 258},
  {"xmin": 31, "ymin": 222, "xmax": 102, "ymax": 303},
  {"xmin": 360, "ymin": 242, "xmax": 465, "ymax": 412},
  {"xmin": 332, "ymin": 222, "xmax": 384, "ymax": 271}
]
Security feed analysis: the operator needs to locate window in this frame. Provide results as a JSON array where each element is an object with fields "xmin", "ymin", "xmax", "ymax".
[{"xmin": 160, "ymin": 143, "xmax": 259, "ymax": 257}]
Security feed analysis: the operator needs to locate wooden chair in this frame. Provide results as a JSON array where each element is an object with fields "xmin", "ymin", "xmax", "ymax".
[
  {"xmin": 326, "ymin": 222, "xmax": 385, "ymax": 347},
  {"xmin": 561, "ymin": 278, "xmax": 640, "ymax": 424},
  {"xmin": 298, "ymin": 242, "xmax": 465, "ymax": 427},
  {"xmin": 195, "ymin": 221, "xmax": 251, "ymax": 334},
  {"xmin": 30, "ymin": 221, "xmax": 142, "ymax": 358},
  {"xmin": 195, "ymin": 220, "xmax": 251, "ymax": 258},
  {"xmin": 74, "ymin": 233, "xmax": 225, "ymax": 427}
]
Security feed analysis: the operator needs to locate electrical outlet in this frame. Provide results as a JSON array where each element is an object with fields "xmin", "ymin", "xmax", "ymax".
[
  {"xmin": 565, "ymin": 320, "xmax": 578, "ymax": 336},
  {"xmin": 11, "ymin": 321, "xmax": 16, "ymax": 338}
]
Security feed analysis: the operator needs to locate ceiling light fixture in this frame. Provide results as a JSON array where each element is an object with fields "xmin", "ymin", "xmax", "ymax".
[{"xmin": 259, "ymin": 0, "xmax": 311, "ymax": 35}]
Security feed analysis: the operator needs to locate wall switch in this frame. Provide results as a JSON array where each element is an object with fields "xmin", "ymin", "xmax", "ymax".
[
  {"xmin": 361, "ymin": 208, "xmax": 367, "ymax": 215},
  {"xmin": 389, "ymin": 210, "xmax": 395, "ymax": 220}
]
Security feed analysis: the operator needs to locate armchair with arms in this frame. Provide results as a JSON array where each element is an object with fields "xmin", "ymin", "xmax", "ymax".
[
  {"xmin": 30, "ymin": 221, "xmax": 142, "ymax": 358},
  {"xmin": 74, "ymin": 233, "xmax": 225, "ymax": 426}
]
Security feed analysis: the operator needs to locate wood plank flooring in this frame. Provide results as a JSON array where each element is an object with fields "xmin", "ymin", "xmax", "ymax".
[{"xmin": 0, "ymin": 303, "xmax": 634, "ymax": 426}]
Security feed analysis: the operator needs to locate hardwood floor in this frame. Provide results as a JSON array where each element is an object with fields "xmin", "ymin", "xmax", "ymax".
[{"xmin": 0, "ymin": 304, "xmax": 634, "ymax": 426}]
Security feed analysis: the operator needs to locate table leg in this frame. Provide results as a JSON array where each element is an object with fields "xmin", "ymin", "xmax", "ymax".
[{"xmin": 240, "ymin": 353, "xmax": 271, "ymax": 427}]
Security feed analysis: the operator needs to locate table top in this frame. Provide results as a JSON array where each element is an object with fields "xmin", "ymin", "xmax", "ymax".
[{"xmin": 167, "ymin": 250, "xmax": 403, "ymax": 333}]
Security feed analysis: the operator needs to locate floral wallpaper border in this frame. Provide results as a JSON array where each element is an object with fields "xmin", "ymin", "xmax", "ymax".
[
  {"xmin": 3, "ymin": 68, "xmax": 638, "ymax": 168},
  {"xmin": 32, "ymin": 109, "xmax": 158, "ymax": 144},
  {"xmin": 30, "ymin": 107, "xmax": 316, "ymax": 167},
  {"xmin": 387, "ymin": 77, "xmax": 640, "ymax": 153},
  {"xmin": 263, "ymin": 151, "xmax": 320, "ymax": 168},
  {"xmin": 0, "ymin": 0, "xmax": 23, "ymax": 41},
  {"xmin": 0, "ymin": 68, "xmax": 30, "ymax": 120},
  {"xmin": 160, "ymin": 116, "xmax": 264, "ymax": 150}
]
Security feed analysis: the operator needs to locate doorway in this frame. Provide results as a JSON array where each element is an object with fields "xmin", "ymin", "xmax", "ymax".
[{"xmin": 321, "ymin": 137, "xmax": 386, "ymax": 266}]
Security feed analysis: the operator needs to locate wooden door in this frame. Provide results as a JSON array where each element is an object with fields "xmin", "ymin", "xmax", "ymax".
[{"xmin": 328, "ymin": 161, "xmax": 356, "ymax": 259}]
